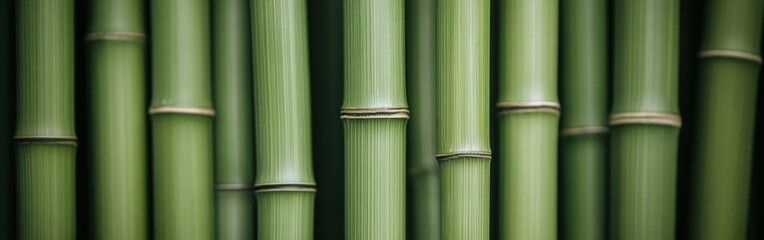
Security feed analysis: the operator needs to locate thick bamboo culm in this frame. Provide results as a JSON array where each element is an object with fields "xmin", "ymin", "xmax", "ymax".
[
  {"xmin": 406, "ymin": 0, "xmax": 439, "ymax": 239},
  {"xmin": 15, "ymin": 0, "xmax": 77, "ymax": 239},
  {"xmin": 213, "ymin": 0, "xmax": 255, "ymax": 239},
  {"xmin": 251, "ymin": 1, "xmax": 316, "ymax": 239},
  {"xmin": 86, "ymin": 0, "xmax": 147, "ymax": 239},
  {"xmin": 437, "ymin": 0, "xmax": 491, "ymax": 239},
  {"xmin": 343, "ymin": 0, "xmax": 408, "ymax": 239},
  {"xmin": 691, "ymin": 0, "xmax": 763, "ymax": 239},
  {"xmin": 559, "ymin": 0, "xmax": 607, "ymax": 239},
  {"xmin": 498, "ymin": 1, "xmax": 559, "ymax": 239},
  {"xmin": 0, "ymin": 0, "xmax": 14, "ymax": 237},
  {"xmin": 611, "ymin": 0, "xmax": 680, "ymax": 239},
  {"xmin": 149, "ymin": 0, "xmax": 214, "ymax": 239}
]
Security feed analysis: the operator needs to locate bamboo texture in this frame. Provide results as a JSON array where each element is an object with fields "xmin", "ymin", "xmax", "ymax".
[
  {"xmin": 343, "ymin": 0, "xmax": 408, "ymax": 239},
  {"xmin": 611, "ymin": 0, "xmax": 680, "ymax": 239},
  {"xmin": 560, "ymin": 0, "xmax": 607, "ymax": 239},
  {"xmin": 251, "ymin": 0, "xmax": 315, "ymax": 239},
  {"xmin": 437, "ymin": 0, "xmax": 491, "ymax": 239},
  {"xmin": 406, "ymin": 0, "xmax": 439, "ymax": 239},
  {"xmin": 149, "ymin": 0, "xmax": 214, "ymax": 239},
  {"xmin": 213, "ymin": 0, "xmax": 255, "ymax": 239},
  {"xmin": 15, "ymin": 0, "xmax": 76, "ymax": 239},
  {"xmin": 498, "ymin": 1, "xmax": 559, "ymax": 239},
  {"xmin": 0, "ymin": 0, "xmax": 14, "ymax": 237},
  {"xmin": 87, "ymin": 0, "xmax": 147, "ymax": 239},
  {"xmin": 691, "ymin": 0, "xmax": 763, "ymax": 239}
]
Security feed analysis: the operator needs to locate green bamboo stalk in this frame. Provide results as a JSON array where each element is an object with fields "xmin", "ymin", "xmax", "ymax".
[
  {"xmin": 498, "ymin": 1, "xmax": 558, "ymax": 239},
  {"xmin": 213, "ymin": 0, "xmax": 255, "ymax": 239},
  {"xmin": 0, "ymin": 0, "xmax": 14, "ymax": 237},
  {"xmin": 15, "ymin": 0, "xmax": 76, "ymax": 239},
  {"xmin": 691, "ymin": 0, "xmax": 763, "ymax": 239},
  {"xmin": 343, "ymin": 0, "xmax": 407, "ymax": 239},
  {"xmin": 86, "ymin": 0, "xmax": 147, "ymax": 239},
  {"xmin": 611, "ymin": 0, "xmax": 680, "ymax": 239},
  {"xmin": 149, "ymin": 0, "xmax": 214, "ymax": 239},
  {"xmin": 437, "ymin": 0, "xmax": 491, "ymax": 239},
  {"xmin": 406, "ymin": 0, "xmax": 439, "ymax": 239},
  {"xmin": 251, "ymin": 1, "xmax": 315, "ymax": 239},
  {"xmin": 559, "ymin": 0, "xmax": 607, "ymax": 239}
]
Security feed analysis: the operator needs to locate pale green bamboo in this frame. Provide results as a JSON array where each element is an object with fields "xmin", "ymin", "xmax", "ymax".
[
  {"xmin": 437, "ymin": 0, "xmax": 491, "ymax": 239},
  {"xmin": 0, "ymin": 0, "xmax": 14, "ymax": 237}
]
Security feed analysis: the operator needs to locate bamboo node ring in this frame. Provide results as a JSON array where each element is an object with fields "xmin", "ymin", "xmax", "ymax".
[
  {"xmin": 408, "ymin": 166, "xmax": 438, "ymax": 176},
  {"xmin": 497, "ymin": 101, "xmax": 561, "ymax": 115},
  {"xmin": 13, "ymin": 136, "xmax": 78, "ymax": 146},
  {"xmin": 561, "ymin": 126, "xmax": 609, "ymax": 137},
  {"xmin": 340, "ymin": 108, "xmax": 410, "ymax": 119},
  {"xmin": 85, "ymin": 32, "xmax": 146, "ymax": 42},
  {"xmin": 609, "ymin": 112, "xmax": 682, "ymax": 128},
  {"xmin": 148, "ymin": 107, "xmax": 216, "ymax": 116},
  {"xmin": 254, "ymin": 183, "xmax": 317, "ymax": 193},
  {"xmin": 436, "ymin": 152, "xmax": 492, "ymax": 162},
  {"xmin": 215, "ymin": 183, "xmax": 254, "ymax": 191},
  {"xmin": 698, "ymin": 50, "xmax": 762, "ymax": 64}
]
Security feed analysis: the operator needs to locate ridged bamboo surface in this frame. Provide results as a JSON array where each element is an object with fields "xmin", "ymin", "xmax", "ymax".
[
  {"xmin": 87, "ymin": 0, "xmax": 147, "ymax": 239},
  {"xmin": 691, "ymin": 0, "xmax": 763, "ymax": 239},
  {"xmin": 0, "ymin": 0, "xmax": 14, "ymax": 237},
  {"xmin": 437, "ymin": 0, "xmax": 491, "ymax": 239},
  {"xmin": 257, "ymin": 191, "xmax": 315, "ymax": 239},
  {"xmin": 215, "ymin": 191, "xmax": 256, "ymax": 240}
]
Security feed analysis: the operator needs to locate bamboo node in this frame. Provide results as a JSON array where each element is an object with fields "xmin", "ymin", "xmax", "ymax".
[
  {"xmin": 698, "ymin": 50, "xmax": 762, "ymax": 64},
  {"xmin": 85, "ymin": 32, "xmax": 146, "ymax": 43},
  {"xmin": 13, "ymin": 136, "xmax": 78, "ymax": 146},
  {"xmin": 340, "ymin": 108, "xmax": 410, "ymax": 119},
  {"xmin": 497, "ymin": 101, "xmax": 560, "ymax": 115},
  {"xmin": 408, "ymin": 166, "xmax": 438, "ymax": 176},
  {"xmin": 561, "ymin": 126, "xmax": 609, "ymax": 137},
  {"xmin": 609, "ymin": 112, "xmax": 682, "ymax": 128},
  {"xmin": 215, "ymin": 183, "xmax": 254, "ymax": 191},
  {"xmin": 148, "ymin": 106, "xmax": 216, "ymax": 116},
  {"xmin": 254, "ymin": 183, "xmax": 317, "ymax": 193},
  {"xmin": 436, "ymin": 151, "xmax": 492, "ymax": 162}
]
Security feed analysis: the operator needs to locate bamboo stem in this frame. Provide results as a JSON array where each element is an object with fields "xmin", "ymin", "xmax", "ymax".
[
  {"xmin": 344, "ymin": 0, "xmax": 408, "ymax": 239},
  {"xmin": 0, "ymin": 0, "xmax": 14, "ymax": 237},
  {"xmin": 149, "ymin": 0, "xmax": 214, "ymax": 239},
  {"xmin": 15, "ymin": 0, "xmax": 76, "ymax": 239},
  {"xmin": 691, "ymin": 0, "xmax": 763, "ymax": 239},
  {"xmin": 611, "ymin": 0, "xmax": 680, "ymax": 239},
  {"xmin": 251, "ymin": 1, "xmax": 315, "ymax": 239},
  {"xmin": 437, "ymin": 0, "xmax": 491, "ymax": 239}
]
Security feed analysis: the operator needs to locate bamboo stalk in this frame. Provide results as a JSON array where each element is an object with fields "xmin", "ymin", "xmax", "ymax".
[
  {"xmin": 149, "ymin": 0, "xmax": 214, "ymax": 239},
  {"xmin": 611, "ymin": 0, "xmax": 680, "ymax": 239},
  {"xmin": 559, "ymin": 0, "xmax": 607, "ymax": 239},
  {"xmin": 437, "ymin": 0, "xmax": 491, "ymax": 239},
  {"xmin": 343, "ymin": 0, "xmax": 407, "ymax": 239},
  {"xmin": 15, "ymin": 0, "xmax": 76, "ymax": 239},
  {"xmin": 0, "ymin": 0, "xmax": 14, "ymax": 237},
  {"xmin": 86, "ymin": 0, "xmax": 147, "ymax": 239},
  {"xmin": 251, "ymin": 0, "xmax": 315, "ymax": 239},
  {"xmin": 406, "ymin": 0, "xmax": 439, "ymax": 239},
  {"xmin": 691, "ymin": 0, "xmax": 763, "ymax": 239},
  {"xmin": 213, "ymin": 0, "xmax": 255, "ymax": 239},
  {"xmin": 498, "ymin": 1, "xmax": 559, "ymax": 239}
]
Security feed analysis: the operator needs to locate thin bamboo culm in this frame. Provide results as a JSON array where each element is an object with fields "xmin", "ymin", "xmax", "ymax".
[
  {"xmin": 213, "ymin": 0, "xmax": 255, "ymax": 239},
  {"xmin": 691, "ymin": 0, "xmax": 763, "ymax": 239},
  {"xmin": 437, "ymin": 0, "xmax": 491, "ymax": 239},
  {"xmin": 15, "ymin": 0, "xmax": 76, "ymax": 239},
  {"xmin": 343, "ymin": 0, "xmax": 408, "ymax": 239},
  {"xmin": 611, "ymin": 0, "xmax": 680, "ymax": 239},
  {"xmin": 149, "ymin": 0, "xmax": 214, "ymax": 239},
  {"xmin": 406, "ymin": 0, "xmax": 439, "ymax": 239},
  {"xmin": 559, "ymin": 0, "xmax": 607, "ymax": 239},
  {"xmin": 87, "ymin": 0, "xmax": 147, "ymax": 239},
  {"xmin": 0, "ymin": 0, "xmax": 14, "ymax": 237},
  {"xmin": 251, "ymin": 1, "xmax": 316, "ymax": 239}
]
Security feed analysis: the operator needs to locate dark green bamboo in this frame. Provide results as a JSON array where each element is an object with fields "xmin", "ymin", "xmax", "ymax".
[
  {"xmin": 437, "ymin": 0, "xmax": 491, "ymax": 239},
  {"xmin": 406, "ymin": 0, "xmax": 439, "ymax": 239},
  {"xmin": 691, "ymin": 0, "xmax": 763, "ymax": 239},
  {"xmin": 213, "ymin": 0, "xmax": 255, "ymax": 239},
  {"xmin": 559, "ymin": 0, "xmax": 607, "ymax": 239},
  {"xmin": 251, "ymin": 1, "xmax": 315, "ymax": 239},
  {"xmin": 611, "ymin": 0, "xmax": 680, "ymax": 239},
  {"xmin": 343, "ymin": 0, "xmax": 407, "ymax": 239},
  {"xmin": 149, "ymin": 0, "xmax": 214, "ymax": 239},
  {"xmin": 87, "ymin": 0, "xmax": 147, "ymax": 239},
  {"xmin": 0, "ymin": 0, "xmax": 14, "ymax": 237},
  {"xmin": 15, "ymin": 0, "xmax": 76, "ymax": 239}
]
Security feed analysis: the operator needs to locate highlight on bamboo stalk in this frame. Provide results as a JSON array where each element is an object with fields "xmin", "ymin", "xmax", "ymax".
[
  {"xmin": 15, "ymin": 0, "xmax": 77, "ymax": 239},
  {"xmin": 610, "ymin": 0, "xmax": 680, "ymax": 239},
  {"xmin": 343, "ymin": 0, "xmax": 408, "ymax": 239},
  {"xmin": 559, "ymin": 0, "xmax": 607, "ymax": 239},
  {"xmin": 213, "ymin": 0, "xmax": 255, "ymax": 239},
  {"xmin": 690, "ymin": 0, "xmax": 763, "ymax": 239},
  {"xmin": 149, "ymin": 0, "xmax": 214, "ymax": 239},
  {"xmin": 437, "ymin": 0, "xmax": 491, "ymax": 239},
  {"xmin": 251, "ymin": 0, "xmax": 316, "ymax": 239}
]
